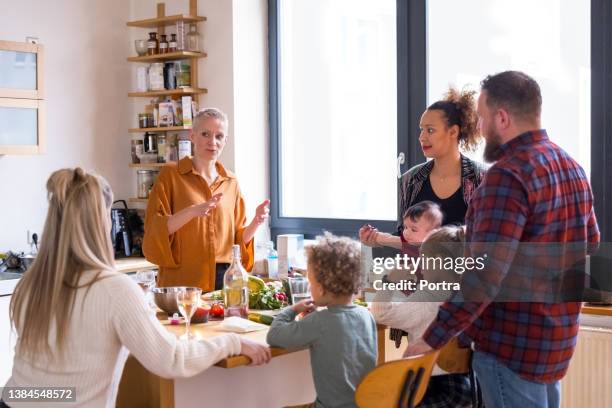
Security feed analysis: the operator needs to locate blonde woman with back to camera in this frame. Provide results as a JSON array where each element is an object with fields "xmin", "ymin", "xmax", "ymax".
[{"xmin": 2, "ymin": 168, "xmax": 270, "ymax": 408}]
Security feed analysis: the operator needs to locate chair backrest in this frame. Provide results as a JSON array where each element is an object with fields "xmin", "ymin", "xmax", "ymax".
[
  {"xmin": 355, "ymin": 350, "xmax": 440, "ymax": 408},
  {"xmin": 437, "ymin": 337, "xmax": 471, "ymax": 374}
]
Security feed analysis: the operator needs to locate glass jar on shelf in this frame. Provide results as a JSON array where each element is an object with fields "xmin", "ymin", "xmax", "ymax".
[
  {"xmin": 137, "ymin": 170, "xmax": 159, "ymax": 199},
  {"xmin": 169, "ymin": 33, "xmax": 178, "ymax": 52},
  {"xmin": 186, "ymin": 24, "xmax": 200, "ymax": 52},
  {"xmin": 159, "ymin": 34, "xmax": 169, "ymax": 54},
  {"xmin": 147, "ymin": 32, "xmax": 159, "ymax": 55},
  {"xmin": 175, "ymin": 61, "xmax": 191, "ymax": 88},
  {"xmin": 157, "ymin": 134, "xmax": 167, "ymax": 163}
]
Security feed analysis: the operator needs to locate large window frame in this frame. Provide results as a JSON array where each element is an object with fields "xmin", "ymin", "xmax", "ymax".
[{"xmin": 269, "ymin": 0, "xmax": 612, "ymax": 241}]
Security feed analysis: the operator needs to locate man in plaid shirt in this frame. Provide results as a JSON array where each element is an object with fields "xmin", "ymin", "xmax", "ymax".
[{"xmin": 406, "ymin": 71, "xmax": 599, "ymax": 408}]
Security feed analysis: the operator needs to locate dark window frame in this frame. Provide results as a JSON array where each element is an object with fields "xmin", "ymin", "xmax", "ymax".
[
  {"xmin": 268, "ymin": 0, "xmax": 425, "ymax": 240},
  {"xmin": 269, "ymin": 0, "xmax": 611, "ymax": 242}
]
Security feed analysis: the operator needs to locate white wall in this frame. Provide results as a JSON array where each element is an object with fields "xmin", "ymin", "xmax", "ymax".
[
  {"xmin": 0, "ymin": 0, "xmax": 269, "ymax": 252},
  {"xmin": 233, "ymin": 0, "xmax": 270, "ymax": 243},
  {"xmin": 128, "ymin": 0, "xmax": 270, "ymax": 241},
  {"xmin": 0, "ymin": 0, "xmax": 131, "ymax": 252}
]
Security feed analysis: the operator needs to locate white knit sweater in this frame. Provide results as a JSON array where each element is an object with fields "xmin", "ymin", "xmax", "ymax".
[{"xmin": 4, "ymin": 270, "xmax": 241, "ymax": 408}]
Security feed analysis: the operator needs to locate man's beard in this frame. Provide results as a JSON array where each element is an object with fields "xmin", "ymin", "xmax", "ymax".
[{"xmin": 483, "ymin": 131, "xmax": 504, "ymax": 163}]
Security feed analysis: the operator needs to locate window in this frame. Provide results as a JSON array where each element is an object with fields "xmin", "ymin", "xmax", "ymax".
[
  {"xmin": 271, "ymin": 0, "xmax": 612, "ymax": 240},
  {"xmin": 427, "ymin": 0, "xmax": 591, "ymax": 175},
  {"xmin": 270, "ymin": 0, "xmax": 398, "ymax": 237}
]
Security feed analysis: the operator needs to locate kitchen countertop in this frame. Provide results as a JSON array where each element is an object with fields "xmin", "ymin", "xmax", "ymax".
[
  {"xmin": 114, "ymin": 257, "xmax": 157, "ymax": 274},
  {"xmin": 156, "ymin": 310, "xmax": 300, "ymax": 368},
  {"xmin": 582, "ymin": 304, "xmax": 612, "ymax": 317}
]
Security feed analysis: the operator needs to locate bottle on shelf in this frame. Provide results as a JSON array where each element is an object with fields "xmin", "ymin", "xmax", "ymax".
[
  {"xmin": 175, "ymin": 21, "xmax": 186, "ymax": 51},
  {"xmin": 159, "ymin": 34, "xmax": 169, "ymax": 54},
  {"xmin": 147, "ymin": 32, "xmax": 159, "ymax": 55},
  {"xmin": 223, "ymin": 245, "xmax": 249, "ymax": 318},
  {"xmin": 169, "ymin": 33, "xmax": 178, "ymax": 52},
  {"xmin": 186, "ymin": 24, "xmax": 200, "ymax": 52},
  {"xmin": 177, "ymin": 134, "xmax": 191, "ymax": 159}
]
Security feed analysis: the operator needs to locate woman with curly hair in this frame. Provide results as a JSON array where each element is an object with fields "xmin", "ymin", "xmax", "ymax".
[{"xmin": 361, "ymin": 87, "xmax": 487, "ymax": 245}]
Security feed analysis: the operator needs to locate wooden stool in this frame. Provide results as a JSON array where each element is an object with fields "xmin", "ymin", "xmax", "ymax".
[{"xmin": 355, "ymin": 350, "xmax": 440, "ymax": 408}]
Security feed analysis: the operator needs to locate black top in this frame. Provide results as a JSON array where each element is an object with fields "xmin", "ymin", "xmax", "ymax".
[{"xmin": 413, "ymin": 176, "xmax": 467, "ymax": 225}]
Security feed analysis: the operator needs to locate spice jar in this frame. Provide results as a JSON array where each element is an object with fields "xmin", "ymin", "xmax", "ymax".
[
  {"xmin": 159, "ymin": 34, "xmax": 169, "ymax": 54},
  {"xmin": 131, "ymin": 139, "xmax": 144, "ymax": 164},
  {"xmin": 147, "ymin": 32, "xmax": 159, "ymax": 55},
  {"xmin": 175, "ymin": 61, "xmax": 191, "ymax": 88},
  {"xmin": 137, "ymin": 170, "xmax": 159, "ymax": 199},
  {"xmin": 169, "ymin": 33, "xmax": 178, "ymax": 52},
  {"xmin": 157, "ymin": 134, "xmax": 167, "ymax": 163}
]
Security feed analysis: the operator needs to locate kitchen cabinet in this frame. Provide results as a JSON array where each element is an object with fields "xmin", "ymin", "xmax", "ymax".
[
  {"xmin": 0, "ymin": 40, "xmax": 45, "ymax": 155},
  {"xmin": 0, "ymin": 294, "xmax": 17, "ymax": 385}
]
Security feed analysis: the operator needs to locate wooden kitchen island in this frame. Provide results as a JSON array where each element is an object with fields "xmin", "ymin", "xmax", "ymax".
[{"xmin": 116, "ymin": 312, "xmax": 316, "ymax": 408}]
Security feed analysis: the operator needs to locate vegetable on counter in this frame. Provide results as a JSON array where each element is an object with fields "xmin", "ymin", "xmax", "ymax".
[
  {"xmin": 203, "ymin": 276, "xmax": 288, "ymax": 311},
  {"xmin": 249, "ymin": 280, "xmax": 287, "ymax": 310},
  {"xmin": 353, "ymin": 298, "xmax": 368, "ymax": 307},
  {"xmin": 247, "ymin": 312, "xmax": 274, "ymax": 325}
]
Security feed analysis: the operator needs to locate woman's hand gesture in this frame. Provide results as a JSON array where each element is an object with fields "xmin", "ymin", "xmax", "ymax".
[
  {"xmin": 252, "ymin": 199, "xmax": 270, "ymax": 226},
  {"xmin": 192, "ymin": 193, "xmax": 223, "ymax": 217}
]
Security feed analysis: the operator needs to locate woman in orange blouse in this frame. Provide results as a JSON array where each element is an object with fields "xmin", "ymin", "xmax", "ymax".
[{"xmin": 143, "ymin": 108, "xmax": 269, "ymax": 292}]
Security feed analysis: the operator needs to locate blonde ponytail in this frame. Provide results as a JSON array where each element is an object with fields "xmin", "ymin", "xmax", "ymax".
[{"xmin": 10, "ymin": 168, "xmax": 115, "ymax": 361}]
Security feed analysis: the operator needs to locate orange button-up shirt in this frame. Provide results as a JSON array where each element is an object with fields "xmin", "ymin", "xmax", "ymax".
[{"xmin": 143, "ymin": 157, "xmax": 254, "ymax": 292}]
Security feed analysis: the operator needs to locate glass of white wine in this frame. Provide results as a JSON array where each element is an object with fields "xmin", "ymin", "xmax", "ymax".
[
  {"xmin": 136, "ymin": 270, "xmax": 157, "ymax": 309},
  {"xmin": 177, "ymin": 287, "xmax": 202, "ymax": 339}
]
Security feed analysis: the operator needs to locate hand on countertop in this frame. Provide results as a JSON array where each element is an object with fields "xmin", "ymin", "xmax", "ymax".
[{"xmin": 240, "ymin": 338, "xmax": 272, "ymax": 366}]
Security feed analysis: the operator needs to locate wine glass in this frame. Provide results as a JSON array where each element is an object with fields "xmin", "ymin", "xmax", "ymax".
[
  {"xmin": 136, "ymin": 270, "xmax": 157, "ymax": 309},
  {"xmin": 177, "ymin": 287, "xmax": 202, "ymax": 339}
]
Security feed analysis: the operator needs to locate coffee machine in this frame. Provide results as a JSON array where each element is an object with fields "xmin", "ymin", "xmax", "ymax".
[{"xmin": 111, "ymin": 200, "xmax": 143, "ymax": 257}]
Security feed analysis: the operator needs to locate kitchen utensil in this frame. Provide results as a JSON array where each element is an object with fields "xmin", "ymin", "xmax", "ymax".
[{"xmin": 18, "ymin": 253, "xmax": 35, "ymax": 271}]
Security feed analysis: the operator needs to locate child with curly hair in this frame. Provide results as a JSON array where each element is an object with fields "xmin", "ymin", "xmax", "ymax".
[{"xmin": 267, "ymin": 233, "xmax": 377, "ymax": 408}]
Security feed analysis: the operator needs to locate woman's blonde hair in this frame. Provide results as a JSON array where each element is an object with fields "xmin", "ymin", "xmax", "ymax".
[{"xmin": 10, "ymin": 168, "xmax": 115, "ymax": 361}]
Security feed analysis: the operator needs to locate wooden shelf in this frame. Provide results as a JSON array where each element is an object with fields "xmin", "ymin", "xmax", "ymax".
[
  {"xmin": 127, "ymin": 14, "xmax": 206, "ymax": 28},
  {"xmin": 128, "ymin": 87, "xmax": 207, "ymax": 98},
  {"xmin": 129, "ymin": 162, "xmax": 174, "ymax": 168},
  {"xmin": 127, "ymin": 51, "xmax": 206, "ymax": 63},
  {"xmin": 129, "ymin": 198, "xmax": 149, "ymax": 205},
  {"xmin": 129, "ymin": 126, "xmax": 191, "ymax": 133}
]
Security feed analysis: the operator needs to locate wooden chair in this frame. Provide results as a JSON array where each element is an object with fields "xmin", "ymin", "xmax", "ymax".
[
  {"xmin": 437, "ymin": 337, "xmax": 471, "ymax": 374},
  {"xmin": 355, "ymin": 350, "xmax": 440, "ymax": 408}
]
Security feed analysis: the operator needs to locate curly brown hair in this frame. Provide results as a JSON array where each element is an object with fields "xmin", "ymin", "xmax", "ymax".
[
  {"xmin": 305, "ymin": 232, "xmax": 362, "ymax": 296},
  {"xmin": 427, "ymin": 87, "xmax": 481, "ymax": 152}
]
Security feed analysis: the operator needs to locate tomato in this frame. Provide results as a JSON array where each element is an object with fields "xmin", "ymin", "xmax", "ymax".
[{"xmin": 210, "ymin": 303, "xmax": 224, "ymax": 317}]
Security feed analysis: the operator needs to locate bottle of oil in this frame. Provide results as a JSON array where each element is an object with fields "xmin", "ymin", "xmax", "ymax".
[{"xmin": 223, "ymin": 245, "xmax": 249, "ymax": 317}]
